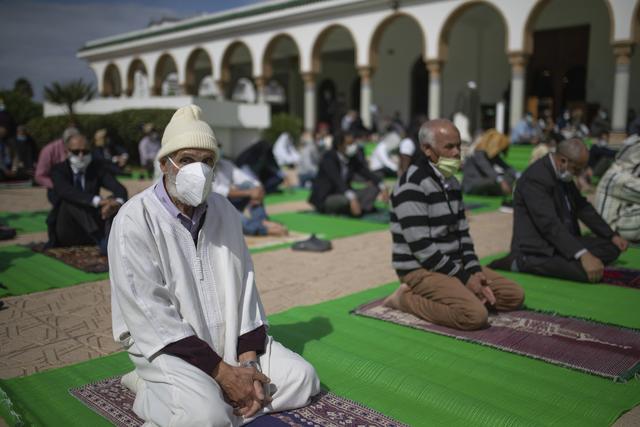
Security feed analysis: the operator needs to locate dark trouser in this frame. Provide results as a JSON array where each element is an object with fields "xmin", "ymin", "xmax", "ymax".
[
  {"xmin": 229, "ymin": 195, "xmax": 270, "ymax": 236},
  {"xmin": 54, "ymin": 201, "xmax": 111, "ymax": 253},
  {"xmin": 515, "ymin": 236, "xmax": 620, "ymax": 283},
  {"xmin": 321, "ymin": 185, "xmax": 380, "ymax": 216},
  {"xmin": 463, "ymin": 173, "xmax": 516, "ymax": 196},
  {"xmin": 372, "ymin": 167, "xmax": 397, "ymax": 180}
]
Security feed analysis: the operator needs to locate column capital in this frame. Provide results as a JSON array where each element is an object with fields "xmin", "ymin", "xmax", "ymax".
[
  {"xmin": 301, "ymin": 72, "xmax": 316, "ymax": 87},
  {"xmin": 253, "ymin": 76, "xmax": 266, "ymax": 88},
  {"xmin": 612, "ymin": 42, "xmax": 634, "ymax": 65},
  {"xmin": 357, "ymin": 66, "xmax": 373, "ymax": 84},
  {"xmin": 426, "ymin": 60, "xmax": 442, "ymax": 77},
  {"xmin": 508, "ymin": 52, "xmax": 529, "ymax": 71}
]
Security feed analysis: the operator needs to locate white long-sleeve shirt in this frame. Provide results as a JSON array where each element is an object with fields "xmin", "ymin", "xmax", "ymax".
[
  {"xmin": 272, "ymin": 132, "xmax": 301, "ymax": 167},
  {"xmin": 108, "ymin": 185, "xmax": 266, "ymax": 363}
]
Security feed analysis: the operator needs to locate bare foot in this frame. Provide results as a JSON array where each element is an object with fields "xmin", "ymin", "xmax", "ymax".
[
  {"xmin": 383, "ymin": 283, "xmax": 412, "ymax": 311},
  {"xmin": 264, "ymin": 221, "xmax": 289, "ymax": 236}
]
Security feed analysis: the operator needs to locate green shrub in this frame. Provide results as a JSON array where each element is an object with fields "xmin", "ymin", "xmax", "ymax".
[
  {"xmin": 26, "ymin": 109, "xmax": 174, "ymax": 164},
  {"xmin": 262, "ymin": 113, "xmax": 302, "ymax": 145},
  {"xmin": 0, "ymin": 90, "xmax": 43, "ymax": 126}
]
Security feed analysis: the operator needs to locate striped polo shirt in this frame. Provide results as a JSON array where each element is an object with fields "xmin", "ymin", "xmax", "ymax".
[{"xmin": 390, "ymin": 156, "xmax": 481, "ymax": 284}]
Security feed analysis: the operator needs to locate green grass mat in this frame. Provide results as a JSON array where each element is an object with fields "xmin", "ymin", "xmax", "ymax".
[
  {"xmin": 0, "ymin": 211, "xmax": 48, "ymax": 234},
  {"xmin": 0, "ymin": 245, "xmax": 108, "ymax": 298},
  {"xmin": 2, "ymin": 279, "xmax": 640, "ymax": 427},
  {"xmin": 269, "ymin": 211, "xmax": 388, "ymax": 240},
  {"xmin": 506, "ymin": 145, "xmax": 535, "ymax": 172},
  {"xmin": 462, "ymin": 194, "xmax": 503, "ymax": 214},
  {"xmin": 264, "ymin": 188, "xmax": 310, "ymax": 205}
]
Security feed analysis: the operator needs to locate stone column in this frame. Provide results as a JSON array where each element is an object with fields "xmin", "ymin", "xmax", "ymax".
[
  {"xmin": 254, "ymin": 76, "xmax": 266, "ymax": 104},
  {"xmin": 216, "ymin": 80, "xmax": 227, "ymax": 100},
  {"xmin": 611, "ymin": 42, "xmax": 634, "ymax": 134},
  {"xmin": 508, "ymin": 52, "xmax": 528, "ymax": 130},
  {"xmin": 426, "ymin": 60, "xmax": 442, "ymax": 120},
  {"xmin": 302, "ymin": 72, "xmax": 316, "ymax": 132},
  {"xmin": 358, "ymin": 66, "xmax": 373, "ymax": 129}
]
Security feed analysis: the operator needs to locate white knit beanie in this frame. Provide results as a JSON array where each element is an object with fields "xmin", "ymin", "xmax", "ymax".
[{"xmin": 157, "ymin": 105, "xmax": 219, "ymax": 160}]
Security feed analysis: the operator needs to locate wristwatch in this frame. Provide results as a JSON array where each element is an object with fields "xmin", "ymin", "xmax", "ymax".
[{"xmin": 241, "ymin": 360, "xmax": 261, "ymax": 372}]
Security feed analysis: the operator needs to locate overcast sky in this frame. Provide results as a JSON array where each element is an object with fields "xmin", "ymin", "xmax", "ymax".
[{"xmin": 0, "ymin": 0, "xmax": 262, "ymax": 100}]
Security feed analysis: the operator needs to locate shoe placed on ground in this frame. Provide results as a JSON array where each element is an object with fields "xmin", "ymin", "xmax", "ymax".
[
  {"xmin": 499, "ymin": 200, "xmax": 514, "ymax": 214},
  {"xmin": 0, "ymin": 226, "xmax": 16, "ymax": 241},
  {"xmin": 487, "ymin": 253, "xmax": 515, "ymax": 272},
  {"xmin": 291, "ymin": 234, "xmax": 332, "ymax": 252}
]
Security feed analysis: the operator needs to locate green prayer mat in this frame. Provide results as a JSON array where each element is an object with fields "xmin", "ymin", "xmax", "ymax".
[
  {"xmin": 2, "ymin": 278, "xmax": 640, "ymax": 427},
  {"xmin": 269, "ymin": 211, "xmax": 388, "ymax": 240},
  {"xmin": 462, "ymin": 194, "xmax": 504, "ymax": 214},
  {"xmin": 505, "ymin": 144, "xmax": 535, "ymax": 172},
  {"xmin": 264, "ymin": 188, "xmax": 310, "ymax": 205},
  {"xmin": 0, "ymin": 211, "xmax": 48, "ymax": 234},
  {"xmin": 0, "ymin": 245, "xmax": 108, "ymax": 298}
]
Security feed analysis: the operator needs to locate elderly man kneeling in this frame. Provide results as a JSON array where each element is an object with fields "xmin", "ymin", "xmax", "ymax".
[{"xmin": 109, "ymin": 105, "xmax": 319, "ymax": 427}]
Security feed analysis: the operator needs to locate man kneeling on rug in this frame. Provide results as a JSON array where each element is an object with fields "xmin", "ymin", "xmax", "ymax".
[
  {"xmin": 109, "ymin": 105, "xmax": 320, "ymax": 427},
  {"xmin": 384, "ymin": 119, "xmax": 524, "ymax": 331}
]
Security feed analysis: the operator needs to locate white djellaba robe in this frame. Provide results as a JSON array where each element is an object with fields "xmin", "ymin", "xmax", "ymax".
[{"xmin": 108, "ymin": 184, "xmax": 320, "ymax": 427}]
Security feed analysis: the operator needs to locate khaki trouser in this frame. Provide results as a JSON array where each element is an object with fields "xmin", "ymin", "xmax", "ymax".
[{"xmin": 400, "ymin": 267, "xmax": 524, "ymax": 331}]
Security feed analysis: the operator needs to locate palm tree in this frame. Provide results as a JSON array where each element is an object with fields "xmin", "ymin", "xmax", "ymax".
[{"xmin": 44, "ymin": 79, "xmax": 95, "ymax": 117}]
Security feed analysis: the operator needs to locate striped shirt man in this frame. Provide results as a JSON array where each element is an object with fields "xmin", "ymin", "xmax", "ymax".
[{"xmin": 390, "ymin": 155, "xmax": 481, "ymax": 283}]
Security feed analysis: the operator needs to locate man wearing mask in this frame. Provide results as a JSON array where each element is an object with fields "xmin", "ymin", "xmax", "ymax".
[
  {"xmin": 492, "ymin": 138, "xmax": 627, "ymax": 283},
  {"xmin": 384, "ymin": 119, "xmax": 524, "ymax": 331},
  {"xmin": 49, "ymin": 133, "xmax": 127, "ymax": 253},
  {"xmin": 309, "ymin": 128, "xmax": 388, "ymax": 216},
  {"xmin": 109, "ymin": 105, "xmax": 319, "ymax": 426}
]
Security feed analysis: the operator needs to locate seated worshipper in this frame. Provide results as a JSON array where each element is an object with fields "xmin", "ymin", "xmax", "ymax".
[
  {"xmin": 13, "ymin": 125, "xmax": 38, "ymax": 177},
  {"xmin": 138, "ymin": 123, "xmax": 161, "ymax": 176},
  {"xmin": 35, "ymin": 126, "xmax": 79, "ymax": 203},
  {"xmin": 369, "ymin": 126, "xmax": 402, "ymax": 178},
  {"xmin": 213, "ymin": 157, "xmax": 288, "ymax": 236},
  {"xmin": 92, "ymin": 128, "xmax": 129, "ymax": 175},
  {"xmin": 297, "ymin": 131, "xmax": 329, "ymax": 188},
  {"xmin": 384, "ymin": 119, "xmax": 524, "ymax": 331},
  {"xmin": 109, "ymin": 105, "xmax": 320, "ymax": 427},
  {"xmin": 496, "ymin": 138, "xmax": 628, "ymax": 283},
  {"xmin": 0, "ymin": 124, "xmax": 17, "ymax": 181},
  {"xmin": 236, "ymin": 140, "xmax": 287, "ymax": 193},
  {"xmin": 510, "ymin": 113, "xmax": 541, "ymax": 145},
  {"xmin": 309, "ymin": 129, "xmax": 389, "ymax": 217},
  {"xmin": 462, "ymin": 129, "xmax": 518, "ymax": 198},
  {"xmin": 595, "ymin": 138, "xmax": 640, "ymax": 242},
  {"xmin": 49, "ymin": 133, "xmax": 127, "ymax": 254},
  {"xmin": 272, "ymin": 132, "xmax": 301, "ymax": 168}
]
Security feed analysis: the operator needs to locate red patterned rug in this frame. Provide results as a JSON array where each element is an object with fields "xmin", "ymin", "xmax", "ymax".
[
  {"xmin": 603, "ymin": 266, "xmax": 640, "ymax": 289},
  {"xmin": 353, "ymin": 299, "xmax": 640, "ymax": 381},
  {"xmin": 29, "ymin": 243, "xmax": 108, "ymax": 273},
  {"xmin": 70, "ymin": 377, "xmax": 407, "ymax": 427}
]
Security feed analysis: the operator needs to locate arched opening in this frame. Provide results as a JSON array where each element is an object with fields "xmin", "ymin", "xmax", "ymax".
[
  {"xmin": 369, "ymin": 14, "xmax": 426, "ymax": 129},
  {"xmin": 185, "ymin": 48, "xmax": 214, "ymax": 97},
  {"xmin": 102, "ymin": 63, "xmax": 122, "ymax": 97},
  {"xmin": 439, "ymin": 2, "xmax": 510, "ymax": 134},
  {"xmin": 153, "ymin": 53, "xmax": 180, "ymax": 96},
  {"xmin": 311, "ymin": 25, "xmax": 358, "ymax": 132},
  {"xmin": 262, "ymin": 34, "xmax": 303, "ymax": 118},
  {"xmin": 525, "ymin": 0, "xmax": 614, "ymax": 123},
  {"xmin": 221, "ymin": 41, "xmax": 254, "ymax": 101},
  {"xmin": 127, "ymin": 59, "xmax": 148, "ymax": 97}
]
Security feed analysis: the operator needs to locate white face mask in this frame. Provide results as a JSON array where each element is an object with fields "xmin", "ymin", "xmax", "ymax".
[
  {"xmin": 344, "ymin": 144, "xmax": 358, "ymax": 158},
  {"xmin": 168, "ymin": 157, "xmax": 214, "ymax": 206},
  {"xmin": 558, "ymin": 170, "xmax": 574, "ymax": 183},
  {"xmin": 69, "ymin": 153, "xmax": 92, "ymax": 172}
]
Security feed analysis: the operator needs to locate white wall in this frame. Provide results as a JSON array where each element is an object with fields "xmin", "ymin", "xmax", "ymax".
[
  {"xmin": 442, "ymin": 5, "xmax": 509, "ymax": 119},
  {"xmin": 533, "ymin": 0, "xmax": 615, "ymax": 111},
  {"xmin": 371, "ymin": 15, "xmax": 422, "ymax": 125}
]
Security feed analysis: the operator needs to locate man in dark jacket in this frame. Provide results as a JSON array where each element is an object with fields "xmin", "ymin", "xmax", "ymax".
[
  {"xmin": 49, "ymin": 133, "xmax": 127, "ymax": 254},
  {"xmin": 497, "ymin": 138, "xmax": 628, "ymax": 283},
  {"xmin": 309, "ymin": 130, "xmax": 388, "ymax": 216}
]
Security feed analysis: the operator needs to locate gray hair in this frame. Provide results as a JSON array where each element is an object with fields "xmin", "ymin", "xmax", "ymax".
[
  {"xmin": 418, "ymin": 124, "xmax": 436, "ymax": 148},
  {"xmin": 62, "ymin": 127, "xmax": 80, "ymax": 145},
  {"xmin": 557, "ymin": 138, "xmax": 587, "ymax": 161}
]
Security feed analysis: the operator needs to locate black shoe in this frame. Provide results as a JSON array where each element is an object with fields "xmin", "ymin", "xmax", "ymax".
[
  {"xmin": 499, "ymin": 200, "xmax": 514, "ymax": 214},
  {"xmin": 487, "ymin": 254, "xmax": 515, "ymax": 271},
  {"xmin": 291, "ymin": 234, "xmax": 332, "ymax": 252},
  {"xmin": 0, "ymin": 226, "xmax": 16, "ymax": 240}
]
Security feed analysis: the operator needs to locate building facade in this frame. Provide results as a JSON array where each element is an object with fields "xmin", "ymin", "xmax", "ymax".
[{"xmin": 78, "ymin": 0, "xmax": 640, "ymax": 136}]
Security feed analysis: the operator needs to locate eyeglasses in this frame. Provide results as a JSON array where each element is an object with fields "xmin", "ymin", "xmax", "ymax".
[{"xmin": 69, "ymin": 149, "xmax": 90, "ymax": 155}]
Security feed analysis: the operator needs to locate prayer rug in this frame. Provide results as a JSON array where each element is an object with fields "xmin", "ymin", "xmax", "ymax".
[
  {"xmin": 603, "ymin": 266, "xmax": 640, "ymax": 289},
  {"xmin": 0, "ymin": 210, "xmax": 48, "ymax": 234},
  {"xmin": 29, "ymin": 243, "xmax": 108, "ymax": 273},
  {"xmin": 69, "ymin": 377, "xmax": 407, "ymax": 427},
  {"xmin": 353, "ymin": 298, "xmax": 640, "ymax": 381}
]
